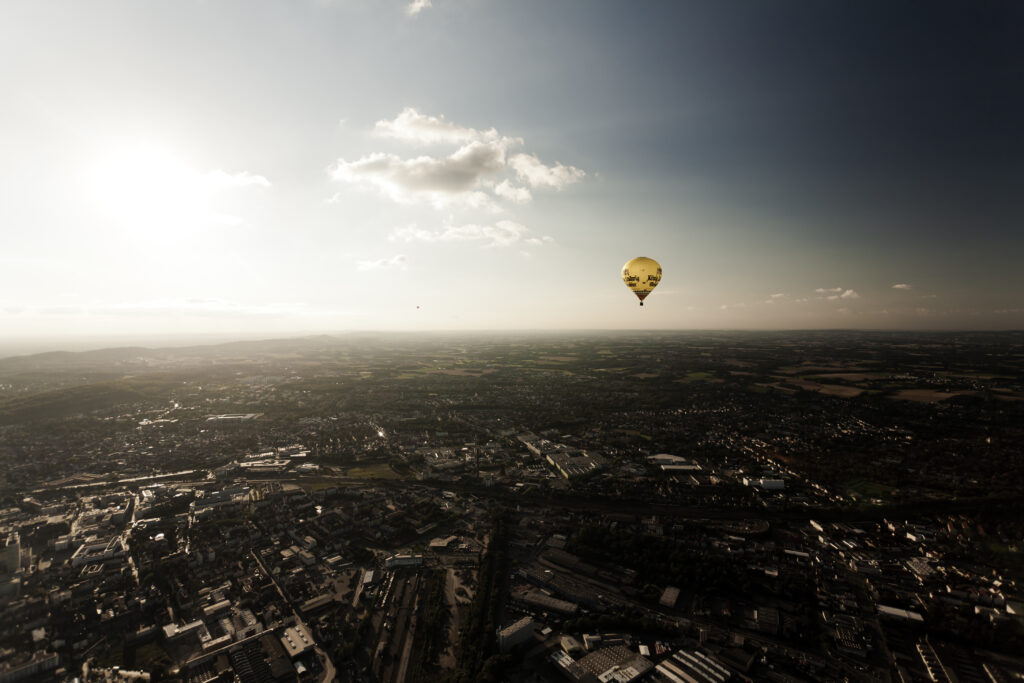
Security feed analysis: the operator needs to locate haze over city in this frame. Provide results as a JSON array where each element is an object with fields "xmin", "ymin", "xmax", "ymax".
[{"xmin": 3, "ymin": 1, "xmax": 1022, "ymax": 351}]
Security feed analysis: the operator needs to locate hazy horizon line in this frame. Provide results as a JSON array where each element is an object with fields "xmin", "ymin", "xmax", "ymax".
[{"xmin": 2, "ymin": 327, "xmax": 1021, "ymax": 361}]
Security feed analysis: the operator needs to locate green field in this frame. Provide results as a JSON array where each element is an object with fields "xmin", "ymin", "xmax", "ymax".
[
  {"xmin": 676, "ymin": 371, "xmax": 713, "ymax": 382},
  {"xmin": 345, "ymin": 463, "xmax": 402, "ymax": 479},
  {"xmin": 844, "ymin": 478, "xmax": 895, "ymax": 501}
]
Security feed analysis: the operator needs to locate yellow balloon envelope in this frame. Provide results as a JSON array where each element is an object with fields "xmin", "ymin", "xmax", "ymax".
[{"xmin": 621, "ymin": 256, "xmax": 662, "ymax": 306}]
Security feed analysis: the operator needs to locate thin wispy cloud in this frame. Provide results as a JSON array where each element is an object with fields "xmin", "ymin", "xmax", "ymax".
[
  {"xmin": 83, "ymin": 298, "xmax": 346, "ymax": 319},
  {"xmin": 390, "ymin": 220, "xmax": 550, "ymax": 248},
  {"xmin": 357, "ymin": 254, "xmax": 408, "ymax": 272},
  {"xmin": 204, "ymin": 169, "xmax": 271, "ymax": 189},
  {"xmin": 405, "ymin": 0, "xmax": 431, "ymax": 16},
  {"xmin": 815, "ymin": 287, "xmax": 859, "ymax": 301},
  {"xmin": 508, "ymin": 153, "xmax": 585, "ymax": 190},
  {"xmin": 40, "ymin": 306, "xmax": 84, "ymax": 316},
  {"xmin": 892, "ymin": 283, "xmax": 912, "ymax": 290}
]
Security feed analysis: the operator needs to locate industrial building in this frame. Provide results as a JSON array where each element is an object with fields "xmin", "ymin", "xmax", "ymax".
[{"xmin": 497, "ymin": 616, "xmax": 535, "ymax": 653}]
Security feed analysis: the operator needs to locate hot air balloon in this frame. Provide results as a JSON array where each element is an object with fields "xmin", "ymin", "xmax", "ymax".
[{"xmin": 621, "ymin": 257, "xmax": 662, "ymax": 306}]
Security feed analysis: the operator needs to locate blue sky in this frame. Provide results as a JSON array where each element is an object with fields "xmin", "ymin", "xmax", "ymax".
[{"xmin": 2, "ymin": 0, "xmax": 1022, "ymax": 345}]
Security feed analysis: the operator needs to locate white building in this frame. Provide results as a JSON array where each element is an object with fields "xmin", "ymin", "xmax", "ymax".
[
  {"xmin": 497, "ymin": 617, "xmax": 535, "ymax": 653},
  {"xmin": 70, "ymin": 536, "xmax": 125, "ymax": 568},
  {"xmin": 280, "ymin": 623, "xmax": 315, "ymax": 658},
  {"xmin": 385, "ymin": 554, "xmax": 423, "ymax": 569},
  {"xmin": 743, "ymin": 477, "xmax": 785, "ymax": 490}
]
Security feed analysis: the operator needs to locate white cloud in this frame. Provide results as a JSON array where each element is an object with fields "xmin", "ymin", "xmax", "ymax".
[
  {"xmin": 770, "ymin": 293, "xmax": 785, "ymax": 298},
  {"xmin": 357, "ymin": 254, "xmax": 407, "ymax": 272},
  {"xmin": 331, "ymin": 108, "xmax": 584, "ymax": 212},
  {"xmin": 329, "ymin": 141, "xmax": 508, "ymax": 209},
  {"xmin": 204, "ymin": 169, "xmax": 271, "ymax": 189},
  {"xmin": 405, "ymin": 0, "xmax": 431, "ymax": 16},
  {"xmin": 816, "ymin": 286, "xmax": 858, "ymax": 301},
  {"xmin": 390, "ymin": 220, "xmax": 549, "ymax": 248},
  {"xmin": 892, "ymin": 283, "xmax": 912, "ymax": 289},
  {"xmin": 509, "ymin": 153, "xmax": 585, "ymax": 190},
  {"xmin": 494, "ymin": 179, "xmax": 532, "ymax": 203},
  {"xmin": 375, "ymin": 108, "xmax": 504, "ymax": 146}
]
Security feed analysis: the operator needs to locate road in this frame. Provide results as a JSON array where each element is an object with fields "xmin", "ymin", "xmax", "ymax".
[{"xmin": 251, "ymin": 550, "xmax": 338, "ymax": 682}]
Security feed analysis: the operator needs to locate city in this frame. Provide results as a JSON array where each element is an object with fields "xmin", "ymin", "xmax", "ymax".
[
  {"xmin": 5, "ymin": 0, "xmax": 1024, "ymax": 681},
  {"xmin": 1, "ymin": 331, "xmax": 1022, "ymax": 681}
]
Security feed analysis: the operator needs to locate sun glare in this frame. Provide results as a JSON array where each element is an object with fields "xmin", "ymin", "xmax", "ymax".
[{"xmin": 89, "ymin": 144, "xmax": 209, "ymax": 233}]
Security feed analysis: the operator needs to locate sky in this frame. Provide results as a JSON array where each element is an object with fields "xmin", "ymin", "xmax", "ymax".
[{"xmin": 2, "ymin": 0, "xmax": 1022, "ymax": 348}]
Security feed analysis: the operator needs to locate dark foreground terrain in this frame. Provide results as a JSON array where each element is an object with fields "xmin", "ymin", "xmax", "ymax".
[{"xmin": 1, "ymin": 331, "xmax": 1022, "ymax": 682}]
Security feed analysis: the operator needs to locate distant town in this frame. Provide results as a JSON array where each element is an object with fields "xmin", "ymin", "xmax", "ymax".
[{"xmin": 1, "ymin": 331, "xmax": 1022, "ymax": 682}]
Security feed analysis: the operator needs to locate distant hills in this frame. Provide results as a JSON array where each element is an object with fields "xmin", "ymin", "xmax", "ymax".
[
  {"xmin": 0, "ymin": 335, "xmax": 353, "ymax": 374},
  {"xmin": 0, "ymin": 381, "xmax": 146, "ymax": 425}
]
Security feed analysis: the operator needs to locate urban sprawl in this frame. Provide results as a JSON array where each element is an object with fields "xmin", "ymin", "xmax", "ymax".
[{"xmin": 1, "ymin": 331, "xmax": 1022, "ymax": 682}]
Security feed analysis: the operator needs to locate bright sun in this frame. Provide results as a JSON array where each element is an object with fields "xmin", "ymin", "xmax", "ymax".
[{"xmin": 89, "ymin": 144, "xmax": 210, "ymax": 232}]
